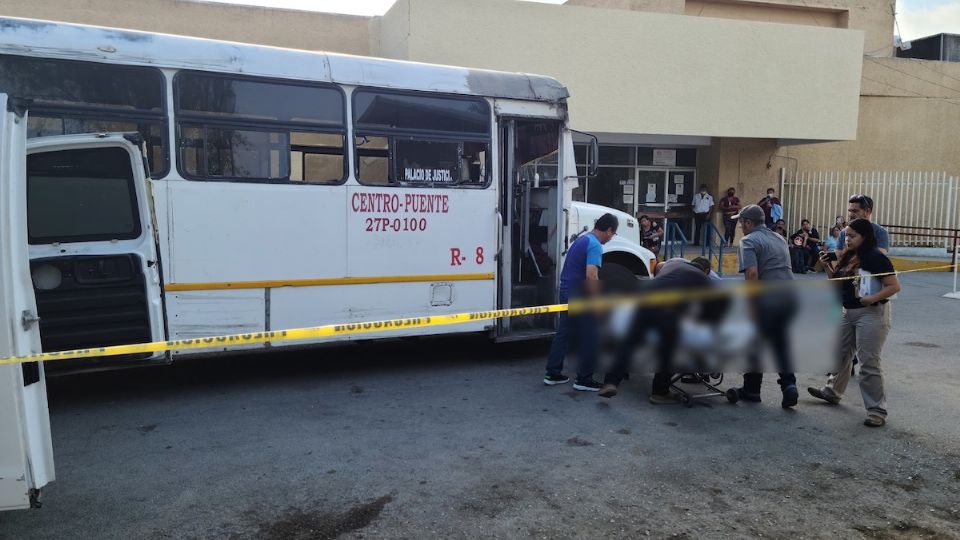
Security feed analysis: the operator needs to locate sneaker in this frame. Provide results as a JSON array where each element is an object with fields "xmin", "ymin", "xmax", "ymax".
[
  {"xmin": 649, "ymin": 392, "xmax": 680, "ymax": 405},
  {"xmin": 543, "ymin": 373, "xmax": 570, "ymax": 386},
  {"xmin": 734, "ymin": 387, "xmax": 762, "ymax": 402},
  {"xmin": 573, "ymin": 379, "xmax": 603, "ymax": 392},
  {"xmin": 807, "ymin": 387, "xmax": 840, "ymax": 405},
  {"xmin": 864, "ymin": 414, "xmax": 886, "ymax": 427},
  {"xmin": 781, "ymin": 384, "xmax": 799, "ymax": 408},
  {"xmin": 598, "ymin": 384, "xmax": 618, "ymax": 398}
]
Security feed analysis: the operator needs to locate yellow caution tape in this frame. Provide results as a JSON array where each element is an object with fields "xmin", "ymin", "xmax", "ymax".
[
  {"xmin": 0, "ymin": 264, "xmax": 954, "ymax": 366},
  {"xmin": 0, "ymin": 305, "xmax": 566, "ymax": 366}
]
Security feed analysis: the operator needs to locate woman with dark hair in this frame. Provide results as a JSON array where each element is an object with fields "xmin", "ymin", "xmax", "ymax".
[
  {"xmin": 638, "ymin": 215, "xmax": 663, "ymax": 257},
  {"xmin": 809, "ymin": 218, "xmax": 901, "ymax": 427}
]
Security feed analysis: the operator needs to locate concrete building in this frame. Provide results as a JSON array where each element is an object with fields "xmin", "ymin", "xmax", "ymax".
[{"xmin": 2, "ymin": 0, "xmax": 958, "ymax": 241}]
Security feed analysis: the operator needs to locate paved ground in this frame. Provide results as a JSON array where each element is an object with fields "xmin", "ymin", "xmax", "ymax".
[{"xmin": 1, "ymin": 272, "xmax": 959, "ymax": 539}]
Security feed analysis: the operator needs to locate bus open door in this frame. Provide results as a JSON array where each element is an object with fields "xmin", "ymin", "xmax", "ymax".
[{"xmin": 0, "ymin": 93, "xmax": 55, "ymax": 511}]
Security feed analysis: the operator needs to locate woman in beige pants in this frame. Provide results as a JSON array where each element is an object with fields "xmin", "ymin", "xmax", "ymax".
[{"xmin": 808, "ymin": 218, "xmax": 901, "ymax": 427}]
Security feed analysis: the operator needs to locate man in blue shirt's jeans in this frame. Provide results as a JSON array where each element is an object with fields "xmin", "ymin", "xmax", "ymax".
[{"xmin": 544, "ymin": 213, "xmax": 619, "ymax": 391}]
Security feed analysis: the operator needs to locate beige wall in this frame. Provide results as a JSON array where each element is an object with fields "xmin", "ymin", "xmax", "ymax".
[
  {"xmin": 0, "ymin": 0, "xmax": 372, "ymax": 55},
  {"xmin": 566, "ymin": 0, "xmax": 684, "ymax": 14},
  {"xmin": 377, "ymin": 0, "xmax": 864, "ymax": 142},
  {"xmin": 576, "ymin": 0, "xmax": 895, "ymax": 57},
  {"xmin": 684, "ymin": 0, "xmax": 894, "ymax": 57},
  {"xmin": 779, "ymin": 57, "xmax": 960, "ymax": 175},
  {"xmin": 685, "ymin": 0, "xmax": 843, "ymax": 29}
]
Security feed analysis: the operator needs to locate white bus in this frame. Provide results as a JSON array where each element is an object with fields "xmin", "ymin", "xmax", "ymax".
[{"xmin": 0, "ymin": 17, "xmax": 655, "ymax": 508}]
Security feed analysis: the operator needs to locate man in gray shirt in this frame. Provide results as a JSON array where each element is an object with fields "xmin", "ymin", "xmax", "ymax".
[{"xmin": 732, "ymin": 204, "xmax": 799, "ymax": 408}]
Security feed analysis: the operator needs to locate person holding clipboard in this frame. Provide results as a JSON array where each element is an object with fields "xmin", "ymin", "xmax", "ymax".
[{"xmin": 808, "ymin": 219, "xmax": 901, "ymax": 427}]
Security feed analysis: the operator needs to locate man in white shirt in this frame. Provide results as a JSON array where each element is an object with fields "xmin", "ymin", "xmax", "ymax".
[{"xmin": 691, "ymin": 184, "xmax": 715, "ymax": 246}]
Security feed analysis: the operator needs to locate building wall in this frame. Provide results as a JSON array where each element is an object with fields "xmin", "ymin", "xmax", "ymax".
[
  {"xmin": 0, "ymin": 0, "xmax": 372, "ymax": 55},
  {"xmin": 565, "ymin": 0, "xmax": 685, "ymax": 14},
  {"xmin": 575, "ymin": 0, "xmax": 895, "ymax": 58},
  {"xmin": 779, "ymin": 57, "xmax": 960, "ymax": 175},
  {"xmin": 685, "ymin": 0, "xmax": 895, "ymax": 58},
  {"xmin": 377, "ymin": 0, "xmax": 864, "ymax": 142}
]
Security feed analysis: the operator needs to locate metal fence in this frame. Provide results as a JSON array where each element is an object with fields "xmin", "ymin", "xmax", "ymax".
[{"xmin": 781, "ymin": 171, "xmax": 959, "ymax": 247}]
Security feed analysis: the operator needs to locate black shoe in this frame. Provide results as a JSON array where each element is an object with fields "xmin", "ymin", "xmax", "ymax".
[
  {"xmin": 573, "ymin": 379, "xmax": 603, "ymax": 392},
  {"xmin": 543, "ymin": 373, "xmax": 570, "ymax": 386},
  {"xmin": 781, "ymin": 384, "xmax": 799, "ymax": 408},
  {"xmin": 734, "ymin": 387, "xmax": 762, "ymax": 402}
]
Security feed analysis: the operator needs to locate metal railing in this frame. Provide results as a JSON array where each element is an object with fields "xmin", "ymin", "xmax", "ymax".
[
  {"xmin": 782, "ymin": 171, "xmax": 958, "ymax": 248},
  {"xmin": 879, "ymin": 224, "xmax": 960, "ymax": 268},
  {"xmin": 663, "ymin": 221, "xmax": 688, "ymax": 261},
  {"xmin": 700, "ymin": 221, "xmax": 727, "ymax": 276}
]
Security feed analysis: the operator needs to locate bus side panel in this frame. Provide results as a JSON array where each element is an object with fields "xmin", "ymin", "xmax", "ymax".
[
  {"xmin": 268, "ymin": 281, "xmax": 494, "ymax": 344},
  {"xmin": 345, "ymin": 186, "xmax": 498, "ymax": 277},
  {"xmin": 156, "ymin": 181, "xmax": 349, "ymax": 285},
  {"xmin": 167, "ymin": 290, "xmax": 265, "ymax": 356}
]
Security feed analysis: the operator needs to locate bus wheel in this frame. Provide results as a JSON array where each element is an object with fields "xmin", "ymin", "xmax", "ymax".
[{"xmin": 599, "ymin": 262, "xmax": 639, "ymax": 294}]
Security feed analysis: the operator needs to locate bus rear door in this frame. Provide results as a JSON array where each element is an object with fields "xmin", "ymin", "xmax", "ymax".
[
  {"xmin": 25, "ymin": 130, "xmax": 166, "ymax": 373},
  {"xmin": 0, "ymin": 93, "xmax": 55, "ymax": 511}
]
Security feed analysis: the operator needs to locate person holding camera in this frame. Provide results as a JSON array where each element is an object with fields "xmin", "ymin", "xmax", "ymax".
[
  {"xmin": 809, "ymin": 218, "xmax": 900, "ymax": 427},
  {"xmin": 757, "ymin": 188, "xmax": 782, "ymax": 229},
  {"xmin": 788, "ymin": 219, "xmax": 820, "ymax": 273}
]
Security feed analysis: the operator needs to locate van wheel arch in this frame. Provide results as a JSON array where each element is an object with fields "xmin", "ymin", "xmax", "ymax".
[{"xmin": 602, "ymin": 251, "xmax": 649, "ymax": 278}]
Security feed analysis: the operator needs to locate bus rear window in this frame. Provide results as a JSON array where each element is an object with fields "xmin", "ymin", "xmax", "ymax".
[
  {"xmin": 0, "ymin": 55, "xmax": 169, "ymax": 177},
  {"xmin": 0, "ymin": 55, "xmax": 163, "ymax": 112},
  {"xmin": 27, "ymin": 148, "xmax": 141, "ymax": 245}
]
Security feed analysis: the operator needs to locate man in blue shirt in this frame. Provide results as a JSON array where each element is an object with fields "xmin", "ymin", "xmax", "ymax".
[
  {"xmin": 544, "ymin": 213, "xmax": 619, "ymax": 391},
  {"xmin": 836, "ymin": 194, "xmax": 889, "ymax": 255}
]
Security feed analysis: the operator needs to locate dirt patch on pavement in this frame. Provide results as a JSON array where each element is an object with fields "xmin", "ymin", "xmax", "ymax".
[
  {"xmin": 254, "ymin": 495, "xmax": 392, "ymax": 540},
  {"xmin": 853, "ymin": 522, "xmax": 952, "ymax": 539}
]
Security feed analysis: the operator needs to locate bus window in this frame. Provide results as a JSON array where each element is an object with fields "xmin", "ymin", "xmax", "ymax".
[
  {"xmin": 180, "ymin": 126, "xmax": 289, "ymax": 179},
  {"xmin": 0, "ymin": 55, "xmax": 168, "ymax": 177},
  {"xmin": 290, "ymin": 132, "xmax": 344, "ymax": 183},
  {"xmin": 174, "ymin": 72, "xmax": 346, "ymax": 184},
  {"xmin": 352, "ymin": 90, "xmax": 490, "ymax": 188},
  {"xmin": 27, "ymin": 116, "xmax": 167, "ymax": 176},
  {"xmin": 356, "ymin": 136, "xmax": 390, "ymax": 185}
]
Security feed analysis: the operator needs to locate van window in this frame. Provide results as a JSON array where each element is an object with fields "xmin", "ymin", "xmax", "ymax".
[{"xmin": 27, "ymin": 147, "xmax": 141, "ymax": 245}]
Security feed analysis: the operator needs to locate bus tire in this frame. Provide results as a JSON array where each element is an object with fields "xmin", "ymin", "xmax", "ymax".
[{"xmin": 599, "ymin": 262, "xmax": 639, "ymax": 294}]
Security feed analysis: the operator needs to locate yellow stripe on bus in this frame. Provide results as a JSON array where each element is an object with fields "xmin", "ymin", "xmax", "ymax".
[{"xmin": 164, "ymin": 273, "xmax": 496, "ymax": 292}]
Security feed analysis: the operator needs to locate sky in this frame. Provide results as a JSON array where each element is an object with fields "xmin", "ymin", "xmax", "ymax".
[{"xmin": 198, "ymin": 0, "xmax": 959, "ymax": 42}]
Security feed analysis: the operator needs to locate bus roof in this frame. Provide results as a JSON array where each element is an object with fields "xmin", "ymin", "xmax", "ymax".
[{"xmin": 0, "ymin": 16, "xmax": 569, "ymax": 103}]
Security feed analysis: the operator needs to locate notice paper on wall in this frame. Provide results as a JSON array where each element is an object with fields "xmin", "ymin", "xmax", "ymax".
[
  {"xmin": 623, "ymin": 183, "xmax": 634, "ymax": 195},
  {"xmin": 646, "ymin": 183, "xmax": 657, "ymax": 203},
  {"xmin": 674, "ymin": 175, "xmax": 684, "ymax": 183},
  {"xmin": 623, "ymin": 194, "xmax": 633, "ymax": 204},
  {"xmin": 667, "ymin": 194, "xmax": 678, "ymax": 203},
  {"xmin": 653, "ymin": 149, "xmax": 676, "ymax": 167},
  {"xmin": 675, "ymin": 184, "xmax": 684, "ymax": 195}
]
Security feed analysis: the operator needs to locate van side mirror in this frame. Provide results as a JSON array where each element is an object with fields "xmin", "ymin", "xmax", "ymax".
[
  {"xmin": 572, "ymin": 130, "xmax": 600, "ymax": 178},
  {"xmin": 588, "ymin": 137, "xmax": 599, "ymax": 178}
]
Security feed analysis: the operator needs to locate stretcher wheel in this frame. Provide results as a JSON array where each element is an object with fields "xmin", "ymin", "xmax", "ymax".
[
  {"xmin": 682, "ymin": 395, "xmax": 693, "ymax": 408},
  {"xmin": 726, "ymin": 388, "xmax": 739, "ymax": 404}
]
